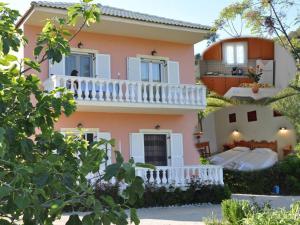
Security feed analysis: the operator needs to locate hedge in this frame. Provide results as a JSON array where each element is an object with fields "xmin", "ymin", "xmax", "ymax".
[
  {"xmin": 224, "ymin": 154, "xmax": 300, "ymax": 195},
  {"xmin": 95, "ymin": 181, "xmax": 231, "ymax": 208}
]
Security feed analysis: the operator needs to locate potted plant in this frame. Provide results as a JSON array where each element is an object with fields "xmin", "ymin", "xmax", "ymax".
[{"xmin": 247, "ymin": 65, "xmax": 263, "ymax": 93}]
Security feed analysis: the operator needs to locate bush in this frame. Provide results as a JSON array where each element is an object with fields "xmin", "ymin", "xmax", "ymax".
[
  {"xmin": 221, "ymin": 200, "xmax": 252, "ymax": 225},
  {"xmin": 94, "ymin": 181, "xmax": 231, "ymax": 208},
  {"xmin": 242, "ymin": 202, "xmax": 300, "ymax": 225},
  {"xmin": 205, "ymin": 200, "xmax": 300, "ymax": 225},
  {"xmin": 224, "ymin": 154, "xmax": 300, "ymax": 195}
]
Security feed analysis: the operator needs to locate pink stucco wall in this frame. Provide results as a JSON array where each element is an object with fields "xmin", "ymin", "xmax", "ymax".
[
  {"xmin": 55, "ymin": 112, "xmax": 199, "ymax": 165},
  {"xmin": 23, "ymin": 24, "xmax": 200, "ymax": 165},
  {"xmin": 24, "ymin": 25, "xmax": 195, "ymax": 84}
]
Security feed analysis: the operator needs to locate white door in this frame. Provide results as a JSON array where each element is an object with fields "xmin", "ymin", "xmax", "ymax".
[{"xmin": 170, "ymin": 133, "xmax": 184, "ymax": 167}]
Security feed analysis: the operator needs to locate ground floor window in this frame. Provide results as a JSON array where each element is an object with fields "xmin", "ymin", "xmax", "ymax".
[{"xmin": 144, "ymin": 134, "xmax": 168, "ymax": 166}]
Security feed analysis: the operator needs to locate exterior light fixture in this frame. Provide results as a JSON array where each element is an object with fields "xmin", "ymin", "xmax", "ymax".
[
  {"xmin": 232, "ymin": 129, "xmax": 239, "ymax": 135},
  {"xmin": 155, "ymin": 124, "xmax": 160, "ymax": 130},
  {"xmin": 77, "ymin": 123, "xmax": 84, "ymax": 129},
  {"xmin": 77, "ymin": 42, "xmax": 83, "ymax": 48},
  {"xmin": 151, "ymin": 50, "xmax": 157, "ymax": 56},
  {"xmin": 279, "ymin": 127, "xmax": 287, "ymax": 131}
]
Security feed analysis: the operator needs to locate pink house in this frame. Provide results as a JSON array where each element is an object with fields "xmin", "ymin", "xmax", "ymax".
[{"xmin": 19, "ymin": 1, "xmax": 223, "ymax": 185}]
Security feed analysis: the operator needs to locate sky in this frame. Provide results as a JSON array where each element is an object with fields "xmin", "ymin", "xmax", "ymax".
[{"xmin": 2, "ymin": 0, "xmax": 299, "ymax": 54}]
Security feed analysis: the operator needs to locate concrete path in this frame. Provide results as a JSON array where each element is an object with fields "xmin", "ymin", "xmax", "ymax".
[{"xmin": 54, "ymin": 194, "xmax": 300, "ymax": 225}]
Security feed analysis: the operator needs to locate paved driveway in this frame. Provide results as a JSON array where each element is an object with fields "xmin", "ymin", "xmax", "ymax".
[{"xmin": 54, "ymin": 194, "xmax": 300, "ymax": 225}]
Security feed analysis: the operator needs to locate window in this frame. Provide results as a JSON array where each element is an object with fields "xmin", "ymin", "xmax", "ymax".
[
  {"xmin": 223, "ymin": 42, "xmax": 247, "ymax": 66},
  {"xmin": 141, "ymin": 59, "xmax": 165, "ymax": 82},
  {"xmin": 66, "ymin": 53, "xmax": 93, "ymax": 77},
  {"xmin": 144, "ymin": 134, "xmax": 167, "ymax": 166}
]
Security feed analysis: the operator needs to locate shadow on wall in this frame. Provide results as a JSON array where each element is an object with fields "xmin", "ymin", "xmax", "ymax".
[{"xmin": 201, "ymin": 104, "xmax": 297, "ymax": 159}]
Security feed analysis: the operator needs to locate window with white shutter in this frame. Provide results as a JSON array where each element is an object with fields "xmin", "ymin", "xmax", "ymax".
[
  {"xmin": 167, "ymin": 61, "xmax": 180, "ymax": 84},
  {"xmin": 49, "ymin": 55, "xmax": 65, "ymax": 76},
  {"xmin": 170, "ymin": 133, "xmax": 184, "ymax": 167},
  {"xmin": 129, "ymin": 133, "xmax": 145, "ymax": 163},
  {"xmin": 95, "ymin": 54, "xmax": 111, "ymax": 79},
  {"xmin": 127, "ymin": 57, "xmax": 141, "ymax": 81}
]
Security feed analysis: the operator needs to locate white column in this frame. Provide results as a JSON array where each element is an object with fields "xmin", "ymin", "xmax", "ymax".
[
  {"xmin": 143, "ymin": 83, "xmax": 148, "ymax": 103},
  {"xmin": 125, "ymin": 82, "xmax": 130, "ymax": 102},
  {"xmin": 161, "ymin": 84, "xmax": 166, "ymax": 103},
  {"xmin": 77, "ymin": 78, "xmax": 82, "ymax": 100},
  {"xmin": 149, "ymin": 83, "xmax": 153, "ymax": 103},
  {"xmin": 98, "ymin": 81, "xmax": 103, "ymax": 101},
  {"xmin": 118, "ymin": 81, "xmax": 123, "ymax": 102},
  {"xmin": 137, "ymin": 82, "xmax": 142, "ymax": 103},
  {"xmin": 112, "ymin": 81, "xmax": 117, "ymax": 101},
  {"xmin": 91, "ymin": 79, "xmax": 96, "ymax": 101}
]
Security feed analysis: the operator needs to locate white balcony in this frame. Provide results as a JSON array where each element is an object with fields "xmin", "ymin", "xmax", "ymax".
[
  {"xmin": 136, "ymin": 165, "xmax": 224, "ymax": 187},
  {"xmin": 44, "ymin": 75, "xmax": 206, "ymax": 114}
]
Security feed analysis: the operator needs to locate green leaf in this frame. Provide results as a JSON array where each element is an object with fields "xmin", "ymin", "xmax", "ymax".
[
  {"xmin": 135, "ymin": 162, "xmax": 155, "ymax": 170},
  {"xmin": 14, "ymin": 194, "xmax": 30, "ymax": 209},
  {"xmin": 24, "ymin": 58, "xmax": 41, "ymax": 72},
  {"xmin": 66, "ymin": 215, "xmax": 82, "ymax": 225},
  {"xmin": 130, "ymin": 208, "xmax": 140, "ymax": 225},
  {"xmin": 0, "ymin": 219, "xmax": 10, "ymax": 225},
  {"xmin": 34, "ymin": 46, "xmax": 43, "ymax": 57},
  {"xmin": 0, "ymin": 185, "xmax": 10, "ymax": 199}
]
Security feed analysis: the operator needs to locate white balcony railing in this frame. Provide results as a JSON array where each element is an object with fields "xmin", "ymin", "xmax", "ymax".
[
  {"xmin": 135, "ymin": 165, "xmax": 224, "ymax": 187},
  {"xmin": 44, "ymin": 75, "xmax": 206, "ymax": 110}
]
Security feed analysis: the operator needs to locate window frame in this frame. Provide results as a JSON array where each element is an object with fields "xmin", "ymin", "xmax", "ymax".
[
  {"xmin": 65, "ymin": 48, "xmax": 99, "ymax": 77},
  {"xmin": 141, "ymin": 58, "xmax": 167, "ymax": 83},
  {"xmin": 65, "ymin": 52, "xmax": 94, "ymax": 77},
  {"xmin": 222, "ymin": 42, "xmax": 248, "ymax": 66}
]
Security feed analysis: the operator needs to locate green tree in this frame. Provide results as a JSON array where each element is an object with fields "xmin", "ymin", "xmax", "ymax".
[{"xmin": 0, "ymin": 1, "xmax": 151, "ymax": 224}]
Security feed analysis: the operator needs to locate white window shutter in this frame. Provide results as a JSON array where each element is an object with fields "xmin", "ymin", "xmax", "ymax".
[
  {"xmin": 130, "ymin": 133, "xmax": 145, "ymax": 163},
  {"xmin": 127, "ymin": 57, "xmax": 141, "ymax": 81},
  {"xmin": 49, "ymin": 56, "xmax": 65, "ymax": 76},
  {"xmin": 95, "ymin": 54, "xmax": 111, "ymax": 79},
  {"xmin": 170, "ymin": 133, "xmax": 184, "ymax": 167},
  {"xmin": 98, "ymin": 132, "xmax": 112, "ymax": 170},
  {"xmin": 167, "ymin": 61, "xmax": 180, "ymax": 84}
]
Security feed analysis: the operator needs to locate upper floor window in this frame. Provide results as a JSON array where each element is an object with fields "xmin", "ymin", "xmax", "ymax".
[
  {"xmin": 65, "ymin": 53, "xmax": 93, "ymax": 77},
  {"xmin": 223, "ymin": 42, "xmax": 247, "ymax": 66},
  {"xmin": 141, "ymin": 59, "xmax": 166, "ymax": 83}
]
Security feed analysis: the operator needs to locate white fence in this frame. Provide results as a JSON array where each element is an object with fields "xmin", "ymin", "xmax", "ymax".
[
  {"xmin": 136, "ymin": 165, "xmax": 224, "ymax": 187},
  {"xmin": 44, "ymin": 75, "xmax": 206, "ymax": 106}
]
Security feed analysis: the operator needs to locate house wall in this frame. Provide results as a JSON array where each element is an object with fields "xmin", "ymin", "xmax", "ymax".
[
  {"xmin": 24, "ymin": 25, "xmax": 195, "ymax": 84},
  {"xmin": 23, "ymin": 24, "xmax": 200, "ymax": 165},
  {"xmin": 56, "ymin": 111, "xmax": 199, "ymax": 165},
  {"xmin": 201, "ymin": 113, "xmax": 218, "ymax": 153},
  {"xmin": 203, "ymin": 105, "xmax": 296, "ymax": 158}
]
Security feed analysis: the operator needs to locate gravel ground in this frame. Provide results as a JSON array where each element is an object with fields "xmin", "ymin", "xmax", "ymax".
[{"xmin": 54, "ymin": 194, "xmax": 300, "ymax": 225}]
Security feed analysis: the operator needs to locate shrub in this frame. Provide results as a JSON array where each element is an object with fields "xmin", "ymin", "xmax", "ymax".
[
  {"xmin": 242, "ymin": 202, "xmax": 300, "ymax": 225},
  {"xmin": 94, "ymin": 181, "xmax": 231, "ymax": 208},
  {"xmin": 224, "ymin": 154, "xmax": 300, "ymax": 195},
  {"xmin": 221, "ymin": 200, "xmax": 252, "ymax": 225},
  {"xmin": 206, "ymin": 200, "xmax": 300, "ymax": 225}
]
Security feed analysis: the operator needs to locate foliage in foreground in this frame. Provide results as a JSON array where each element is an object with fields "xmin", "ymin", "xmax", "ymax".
[
  {"xmin": 205, "ymin": 199, "xmax": 300, "ymax": 225},
  {"xmin": 0, "ymin": 1, "xmax": 151, "ymax": 224}
]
